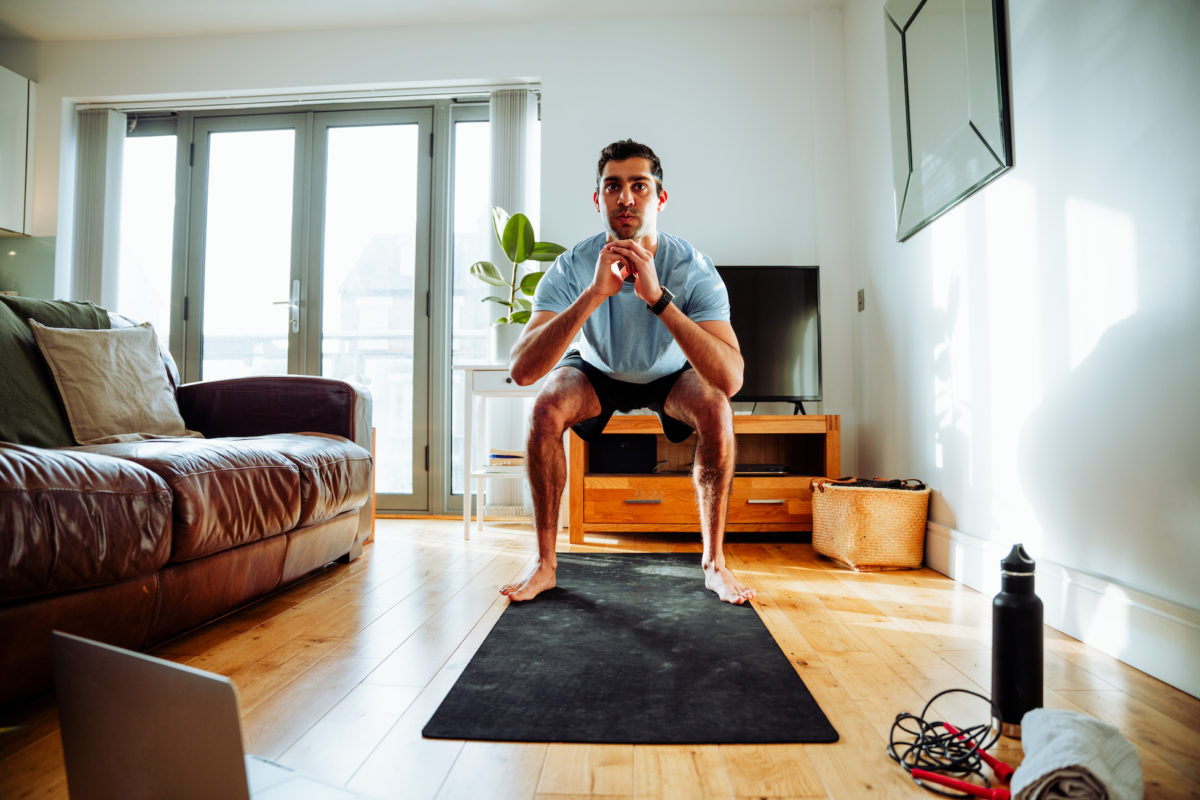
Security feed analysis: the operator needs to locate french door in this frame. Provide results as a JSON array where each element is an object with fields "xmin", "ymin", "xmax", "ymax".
[{"xmin": 185, "ymin": 108, "xmax": 432, "ymax": 510}]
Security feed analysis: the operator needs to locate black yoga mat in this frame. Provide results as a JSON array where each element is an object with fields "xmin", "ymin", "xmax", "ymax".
[{"xmin": 422, "ymin": 553, "xmax": 839, "ymax": 744}]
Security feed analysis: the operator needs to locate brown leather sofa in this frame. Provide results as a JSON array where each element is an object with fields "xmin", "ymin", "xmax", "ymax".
[{"xmin": 0, "ymin": 296, "xmax": 374, "ymax": 710}]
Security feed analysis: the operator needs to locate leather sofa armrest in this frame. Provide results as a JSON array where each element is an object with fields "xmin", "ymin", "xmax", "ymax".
[{"xmin": 177, "ymin": 376, "xmax": 373, "ymax": 455}]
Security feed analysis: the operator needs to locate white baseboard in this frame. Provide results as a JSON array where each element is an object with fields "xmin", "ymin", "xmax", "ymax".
[{"xmin": 925, "ymin": 522, "xmax": 1200, "ymax": 699}]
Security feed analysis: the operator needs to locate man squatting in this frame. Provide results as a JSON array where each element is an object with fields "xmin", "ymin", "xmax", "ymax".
[{"xmin": 503, "ymin": 139, "xmax": 755, "ymax": 606}]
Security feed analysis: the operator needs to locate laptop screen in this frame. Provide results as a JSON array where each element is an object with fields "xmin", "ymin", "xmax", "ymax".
[{"xmin": 51, "ymin": 631, "xmax": 252, "ymax": 800}]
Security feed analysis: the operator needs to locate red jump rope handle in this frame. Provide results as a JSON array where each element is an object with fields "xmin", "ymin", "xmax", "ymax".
[
  {"xmin": 943, "ymin": 723, "xmax": 1016, "ymax": 783},
  {"xmin": 911, "ymin": 768, "xmax": 1011, "ymax": 800}
]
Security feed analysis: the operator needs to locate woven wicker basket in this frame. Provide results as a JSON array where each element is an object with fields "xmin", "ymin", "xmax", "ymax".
[{"xmin": 811, "ymin": 478, "xmax": 931, "ymax": 571}]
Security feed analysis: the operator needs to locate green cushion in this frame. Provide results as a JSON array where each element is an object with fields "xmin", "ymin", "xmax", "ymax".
[{"xmin": 0, "ymin": 296, "xmax": 110, "ymax": 447}]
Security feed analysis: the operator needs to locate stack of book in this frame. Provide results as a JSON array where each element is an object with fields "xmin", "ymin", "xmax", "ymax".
[{"xmin": 487, "ymin": 448, "xmax": 526, "ymax": 467}]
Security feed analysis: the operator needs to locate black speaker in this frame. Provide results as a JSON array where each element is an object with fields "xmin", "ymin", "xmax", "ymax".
[{"xmin": 590, "ymin": 434, "xmax": 657, "ymax": 474}]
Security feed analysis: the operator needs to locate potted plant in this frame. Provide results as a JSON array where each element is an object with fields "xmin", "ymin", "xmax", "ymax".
[{"xmin": 471, "ymin": 207, "xmax": 565, "ymax": 362}]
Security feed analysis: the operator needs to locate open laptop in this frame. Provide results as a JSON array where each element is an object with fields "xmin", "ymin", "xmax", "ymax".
[{"xmin": 51, "ymin": 631, "xmax": 371, "ymax": 799}]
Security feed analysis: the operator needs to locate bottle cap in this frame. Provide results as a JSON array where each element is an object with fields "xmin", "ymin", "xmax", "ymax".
[{"xmin": 1001, "ymin": 543, "xmax": 1036, "ymax": 575}]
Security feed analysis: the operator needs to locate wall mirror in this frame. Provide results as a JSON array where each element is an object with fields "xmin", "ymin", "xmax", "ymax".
[{"xmin": 885, "ymin": 0, "xmax": 1013, "ymax": 241}]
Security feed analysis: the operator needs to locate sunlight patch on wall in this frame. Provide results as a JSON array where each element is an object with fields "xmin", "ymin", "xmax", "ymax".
[
  {"xmin": 1066, "ymin": 198, "xmax": 1138, "ymax": 369},
  {"xmin": 985, "ymin": 177, "xmax": 1044, "ymax": 551},
  {"xmin": 930, "ymin": 204, "xmax": 970, "ymax": 475},
  {"xmin": 1084, "ymin": 582, "xmax": 1132, "ymax": 658}
]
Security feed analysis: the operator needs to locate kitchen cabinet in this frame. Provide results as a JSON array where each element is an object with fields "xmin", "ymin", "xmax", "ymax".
[{"xmin": 0, "ymin": 65, "xmax": 35, "ymax": 236}]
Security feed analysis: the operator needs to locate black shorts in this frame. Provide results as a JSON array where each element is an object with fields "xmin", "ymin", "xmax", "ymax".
[{"xmin": 554, "ymin": 350, "xmax": 695, "ymax": 443}]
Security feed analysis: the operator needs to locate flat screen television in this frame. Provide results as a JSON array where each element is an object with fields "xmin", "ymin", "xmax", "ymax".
[{"xmin": 716, "ymin": 265, "xmax": 822, "ymax": 405}]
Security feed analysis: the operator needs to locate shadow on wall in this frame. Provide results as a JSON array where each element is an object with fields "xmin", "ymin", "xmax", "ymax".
[
  {"xmin": 1019, "ymin": 305, "xmax": 1200, "ymax": 610},
  {"xmin": 928, "ymin": 273, "xmax": 968, "ymax": 532},
  {"xmin": 856, "ymin": 272, "xmax": 912, "ymax": 485}
]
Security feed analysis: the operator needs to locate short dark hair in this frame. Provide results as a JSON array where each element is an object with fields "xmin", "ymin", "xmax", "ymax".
[{"xmin": 596, "ymin": 139, "xmax": 664, "ymax": 197}]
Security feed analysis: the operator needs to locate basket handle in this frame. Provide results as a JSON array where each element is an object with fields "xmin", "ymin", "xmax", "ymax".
[{"xmin": 813, "ymin": 477, "xmax": 927, "ymax": 491}]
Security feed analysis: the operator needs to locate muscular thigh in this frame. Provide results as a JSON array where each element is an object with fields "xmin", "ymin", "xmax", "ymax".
[
  {"xmin": 531, "ymin": 366, "xmax": 603, "ymax": 431},
  {"xmin": 663, "ymin": 369, "xmax": 731, "ymax": 432}
]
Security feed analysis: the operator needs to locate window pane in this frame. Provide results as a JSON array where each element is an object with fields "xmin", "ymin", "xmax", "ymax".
[
  {"xmin": 321, "ymin": 123, "xmax": 419, "ymax": 495},
  {"xmin": 450, "ymin": 120, "xmax": 491, "ymax": 495},
  {"xmin": 117, "ymin": 135, "xmax": 175, "ymax": 337},
  {"xmin": 201, "ymin": 128, "xmax": 294, "ymax": 380}
]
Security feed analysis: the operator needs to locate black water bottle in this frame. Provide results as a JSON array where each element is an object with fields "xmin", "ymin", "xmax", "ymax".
[{"xmin": 991, "ymin": 544, "xmax": 1043, "ymax": 738}]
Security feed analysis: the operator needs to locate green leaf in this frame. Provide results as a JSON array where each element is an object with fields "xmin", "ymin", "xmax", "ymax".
[
  {"xmin": 502, "ymin": 213, "xmax": 535, "ymax": 264},
  {"xmin": 469, "ymin": 260, "xmax": 508, "ymax": 287},
  {"xmin": 518, "ymin": 271, "xmax": 544, "ymax": 296},
  {"xmin": 509, "ymin": 309, "xmax": 531, "ymax": 324},
  {"xmin": 481, "ymin": 295, "xmax": 514, "ymax": 308},
  {"xmin": 513, "ymin": 297, "xmax": 532, "ymax": 312},
  {"xmin": 528, "ymin": 241, "xmax": 566, "ymax": 262},
  {"xmin": 491, "ymin": 206, "xmax": 510, "ymax": 247}
]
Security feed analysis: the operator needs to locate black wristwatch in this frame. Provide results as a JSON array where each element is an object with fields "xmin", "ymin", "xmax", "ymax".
[{"xmin": 648, "ymin": 286, "xmax": 674, "ymax": 315}]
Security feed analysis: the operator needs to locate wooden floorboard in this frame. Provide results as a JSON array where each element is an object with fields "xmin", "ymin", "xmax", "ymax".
[{"xmin": 1, "ymin": 518, "xmax": 1198, "ymax": 799}]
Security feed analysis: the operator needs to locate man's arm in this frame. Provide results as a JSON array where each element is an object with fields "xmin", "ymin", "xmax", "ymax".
[
  {"xmin": 655, "ymin": 309, "xmax": 743, "ymax": 398},
  {"xmin": 509, "ymin": 291, "xmax": 607, "ymax": 386}
]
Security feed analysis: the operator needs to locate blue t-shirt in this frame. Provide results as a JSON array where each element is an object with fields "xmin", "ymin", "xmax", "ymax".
[{"xmin": 532, "ymin": 232, "xmax": 730, "ymax": 383}]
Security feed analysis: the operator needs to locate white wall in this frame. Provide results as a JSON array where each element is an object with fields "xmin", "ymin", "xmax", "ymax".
[
  {"xmin": 1, "ymin": 13, "xmax": 857, "ymax": 452},
  {"xmin": 844, "ymin": 0, "xmax": 1200, "ymax": 695}
]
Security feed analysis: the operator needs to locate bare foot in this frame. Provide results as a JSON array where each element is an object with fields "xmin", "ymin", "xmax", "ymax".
[
  {"xmin": 500, "ymin": 560, "xmax": 557, "ymax": 602},
  {"xmin": 703, "ymin": 562, "xmax": 756, "ymax": 605}
]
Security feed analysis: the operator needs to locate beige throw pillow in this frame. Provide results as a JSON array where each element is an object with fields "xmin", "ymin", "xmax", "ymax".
[{"xmin": 29, "ymin": 320, "xmax": 201, "ymax": 445}]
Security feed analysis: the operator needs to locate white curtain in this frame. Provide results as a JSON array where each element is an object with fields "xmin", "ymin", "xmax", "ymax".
[
  {"xmin": 486, "ymin": 89, "xmax": 538, "ymax": 516},
  {"xmin": 488, "ymin": 88, "xmax": 537, "ymax": 229},
  {"xmin": 72, "ymin": 108, "xmax": 126, "ymax": 306}
]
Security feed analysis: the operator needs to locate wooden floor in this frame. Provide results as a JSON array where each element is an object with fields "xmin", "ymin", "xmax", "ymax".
[{"xmin": 2, "ymin": 519, "xmax": 1198, "ymax": 799}]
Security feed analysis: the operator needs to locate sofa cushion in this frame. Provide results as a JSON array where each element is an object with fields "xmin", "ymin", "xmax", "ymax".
[
  {"xmin": 0, "ymin": 442, "xmax": 172, "ymax": 602},
  {"xmin": 228, "ymin": 433, "xmax": 372, "ymax": 527},
  {"xmin": 75, "ymin": 438, "xmax": 302, "ymax": 562},
  {"xmin": 29, "ymin": 320, "xmax": 200, "ymax": 444},
  {"xmin": 0, "ymin": 296, "xmax": 108, "ymax": 448}
]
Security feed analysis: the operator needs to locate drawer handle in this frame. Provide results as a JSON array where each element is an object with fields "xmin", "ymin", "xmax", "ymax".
[
  {"xmin": 505, "ymin": 376, "xmax": 513, "ymax": 383},
  {"xmin": 746, "ymin": 498, "xmax": 785, "ymax": 505},
  {"xmin": 623, "ymin": 498, "xmax": 663, "ymax": 504}
]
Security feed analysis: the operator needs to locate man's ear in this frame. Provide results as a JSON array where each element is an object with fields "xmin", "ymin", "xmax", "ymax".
[
  {"xmin": 657, "ymin": 189, "xmax": 669, "ymax": 211},
  {"xmin": 593, "ymin": 191, "xmax": 600, "ymax": 212}
]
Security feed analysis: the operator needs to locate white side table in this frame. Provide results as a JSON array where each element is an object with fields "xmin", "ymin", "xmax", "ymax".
[{"xmin": 455, "ymin": 364, "xmax": 562, "ymax": 539}]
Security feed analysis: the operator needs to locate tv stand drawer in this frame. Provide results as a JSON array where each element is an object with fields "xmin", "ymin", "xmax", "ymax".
[
  {"xmin": 728, "ymin": 478, "xmax": 814, "ymax": 524},
  {"xmin": 584, "ymin": 476, "xmax": 696, "ymax": 523}
]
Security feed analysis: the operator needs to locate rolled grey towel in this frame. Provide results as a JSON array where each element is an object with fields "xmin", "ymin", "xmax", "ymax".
[{"xmin": 1011, "ymin": 708, "xmax": 1143, "ymax": 800}]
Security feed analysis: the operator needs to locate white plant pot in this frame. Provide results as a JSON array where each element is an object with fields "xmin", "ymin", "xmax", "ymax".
[{"xmin": 489, "ymin": 322, "xmax": 522, "ymax": 365}]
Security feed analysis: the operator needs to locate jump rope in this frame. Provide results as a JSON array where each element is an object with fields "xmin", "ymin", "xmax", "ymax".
[{"xmin": 887, "ymin": 688, "xmax": 1015, "ymax": 799}]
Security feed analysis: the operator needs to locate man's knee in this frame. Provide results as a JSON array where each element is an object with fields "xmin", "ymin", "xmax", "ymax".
[
  {"xmin": 528, "ymin": 375, "xmax": 597, "ymax": 440},
  {"xmin": 528, "ymin": 395, "xmax": 572, "ymax": 440},
  {"xmin": 691, "ymin": 395, "xmax": 735, "ymax": 445}
]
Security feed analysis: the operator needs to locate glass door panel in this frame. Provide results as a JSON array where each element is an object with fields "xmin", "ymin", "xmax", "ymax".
[
  {"xmin": 116, "ymin": 133, "xmax": 176, "ymax": 338},
  {"xmin": 449, "ymin": 117, "xmax": 491, "ymax": 496},
  {"xmin": 187, "ymin": 116, "xmax": 306, "ymax": 381},
  {"xmin": 312, "ymin": 110, "xmax": 431, "ymax": 509}
]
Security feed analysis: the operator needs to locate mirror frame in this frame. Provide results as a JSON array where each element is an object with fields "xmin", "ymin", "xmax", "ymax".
[{"xmin": 885, "ymin": 0, "xmax": 1013, "ymax": 241}]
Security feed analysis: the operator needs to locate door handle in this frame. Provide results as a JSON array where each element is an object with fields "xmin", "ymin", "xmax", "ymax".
[
  {"xmin": 272, "ymin": 279, "xmax": 300, "ymax": 333},
  {"xmin": 746, "ymin": 499, "xmax": 785, "ymax": 505}
]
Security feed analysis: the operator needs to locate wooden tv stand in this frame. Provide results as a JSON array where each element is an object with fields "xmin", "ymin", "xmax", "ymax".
[{"xmin": 567, "ymin": 414, "xmax": 840, "ymax": 544}]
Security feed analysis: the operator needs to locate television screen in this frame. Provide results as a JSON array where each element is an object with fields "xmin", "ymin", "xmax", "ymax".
[{"xmin": 716, "ymin": 266, "xmax": 822, "ymax": 403}]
